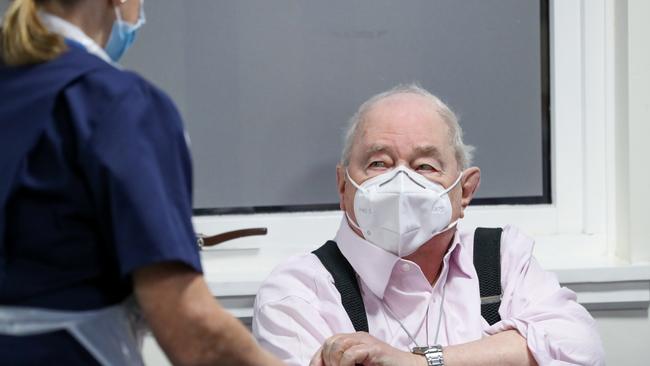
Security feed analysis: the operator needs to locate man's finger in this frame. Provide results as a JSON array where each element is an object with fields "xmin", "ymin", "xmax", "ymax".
[
  {"xmin": 330, "ymin": 336, "xmax": 361, "ymax": 366},
  {"xmin": 339, "ymin": 344, "xmax": 371, "ymax": 366},
  {"xmin": 322, "ymin": 335, "xmax": 343, "ymax": 366}
]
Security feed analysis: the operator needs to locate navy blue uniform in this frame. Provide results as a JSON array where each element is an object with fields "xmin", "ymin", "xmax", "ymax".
[{"xmin": 0, "ymin": 44, "xmax": 202, "ymax": 364}]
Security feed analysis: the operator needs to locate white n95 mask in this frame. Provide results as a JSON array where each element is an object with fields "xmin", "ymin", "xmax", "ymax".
[{"xmin": 346, "ymin": 165, "xmax": 462, "ymax": 257}]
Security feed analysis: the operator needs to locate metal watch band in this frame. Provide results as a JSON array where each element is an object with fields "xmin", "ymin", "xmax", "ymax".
[{"xmin": 414, "ymin": 345, "xmax": 444, "ymax": 366}]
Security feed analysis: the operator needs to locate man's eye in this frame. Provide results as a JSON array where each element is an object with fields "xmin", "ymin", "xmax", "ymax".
[
  {"xmin": 416, "ymin": 164, "xmax": 438, "ymax": 172},
  {"xmin": 369, "ymin": 161, "xmax": 386, "ymax": 168}
]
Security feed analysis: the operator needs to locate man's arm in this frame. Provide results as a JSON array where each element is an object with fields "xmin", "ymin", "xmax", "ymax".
[
  {"xmin": 442, "ymin": 330, "xmax": 536, "ymax": 366},
  {"xmin": 310, "ymin": 330, "xmax": 535, "ymax": 366},
  {"xmin": 134, "ymin": 262, "xmax": 283, "ymax": 366},
  {"xmin": 490, "ymin": 227, "xmax": 604, "ymax": 365}
]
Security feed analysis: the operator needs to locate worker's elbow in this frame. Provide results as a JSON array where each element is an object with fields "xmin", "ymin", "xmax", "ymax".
[{"xmin": 152, "ymin": 301, "xmax": 224, "ymax": 365}]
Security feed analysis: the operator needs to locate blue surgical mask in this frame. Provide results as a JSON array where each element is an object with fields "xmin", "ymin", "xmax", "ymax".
[{"xmin": 105, "ymin": 0, "xmax": 146, "ymax": 62}]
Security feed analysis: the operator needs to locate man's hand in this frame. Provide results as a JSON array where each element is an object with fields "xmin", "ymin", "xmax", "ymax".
[{"xmin": 309, "ymin": 332, "xmax": 425, "ymax": 366}]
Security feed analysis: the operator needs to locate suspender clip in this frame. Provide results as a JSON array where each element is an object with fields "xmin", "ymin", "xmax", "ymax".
[{"xmin": 480, "ymin": 294, "xmax": 502, "ymax": 305}]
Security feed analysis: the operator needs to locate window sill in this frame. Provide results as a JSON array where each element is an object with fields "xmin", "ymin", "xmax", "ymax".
[
  {"xmin": 202, "ymin": 235, "xmax": 650, "ymax": 322},
  {"xmin": 534, "ymin": 234, "xmax": 650, "ymax": 310}
]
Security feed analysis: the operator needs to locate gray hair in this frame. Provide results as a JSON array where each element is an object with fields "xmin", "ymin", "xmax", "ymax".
[{"xmin": 340, "ymin": 83, "xmax": 474, "ymax": 170}]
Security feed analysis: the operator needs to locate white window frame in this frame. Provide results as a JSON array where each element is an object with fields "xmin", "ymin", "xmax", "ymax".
[{"xmin": 193, "ymin": 0, "xmax": 650, "ymax": 298}]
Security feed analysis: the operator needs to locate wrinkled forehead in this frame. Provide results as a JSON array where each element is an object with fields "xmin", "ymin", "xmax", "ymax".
[{"xmin": 355, "ymin": 93, "xmax": 452, "ymax": 148}]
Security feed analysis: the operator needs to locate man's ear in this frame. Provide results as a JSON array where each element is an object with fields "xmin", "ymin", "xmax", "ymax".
[
  {"xmin": 460, "ymin": 167, "xmax": 481, "ymax": 209},
  {"xmin": 336, "ymin": 164, "xmax": 346, "ymax": 211}
]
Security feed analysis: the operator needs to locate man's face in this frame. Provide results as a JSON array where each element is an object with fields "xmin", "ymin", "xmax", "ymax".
[{"xmin": 337, "ymin": 93, "xmax": 466, "ymax": 234}]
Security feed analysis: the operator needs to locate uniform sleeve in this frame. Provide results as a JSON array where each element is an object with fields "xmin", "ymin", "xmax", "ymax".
[
  {"xmin": 253, "ymin": 255, "xmax": 355, "ymax": 366},
  {"xmin": 485, "ymin": 226, "xmax": 605, "ymax": 366},
  {"xmin": 75, "ymin": 76, "xmax": 202, "ymax": 277}
]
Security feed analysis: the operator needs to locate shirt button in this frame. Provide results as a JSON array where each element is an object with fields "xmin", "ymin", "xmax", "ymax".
[{"xmin": 401, "ymin": 263, "xmax": 411, "ymax": 272}]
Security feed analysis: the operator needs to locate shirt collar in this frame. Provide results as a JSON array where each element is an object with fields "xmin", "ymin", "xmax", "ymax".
[
  {"xmin": 38, "ymin": 11, "xmax": 114, "ymax": 65},
  {"xmin": 334, "ymin": 217, "xmax": 464, "ymax": 299}
]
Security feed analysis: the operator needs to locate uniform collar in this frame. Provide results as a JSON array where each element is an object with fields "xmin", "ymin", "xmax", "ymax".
[
  {"xmin": 38, "ymin": 11, "xmax": 114, "ymax": 65},
  {"xmin": 334, "ymin": 217, "xmax": 463, "ymax": 300}
]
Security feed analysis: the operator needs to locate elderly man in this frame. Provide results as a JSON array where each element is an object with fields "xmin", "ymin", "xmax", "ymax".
[{"xmin": 253, "ymin": 85, "xmax": 604, "ymax": 366}]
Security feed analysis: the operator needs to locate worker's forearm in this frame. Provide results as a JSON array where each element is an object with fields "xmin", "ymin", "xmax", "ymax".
[
  {"xmin": 442, "ymin": 330, "xmax": 537, "ymax": 366},
  {"xmin": 135, "ymin": 263, "xmax": 283, "ymax": 366},
  {"xmin": 160, "ymin": 295, "xmax": 278, "ymax": 366}
]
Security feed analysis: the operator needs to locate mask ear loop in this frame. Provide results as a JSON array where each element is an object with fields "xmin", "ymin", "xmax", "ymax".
[
  {"xmin": 113, "ymin": 6, "xmax": 125, "ymax": 39},
  {"xmin": 433, "ymin": 172, "xmax": 464, "ymax": 236},
  {"xmin": 344, "ymin": 211, "xmax": 364, "ymax": 234},
  {"xmin": 439, "ymin": 171, "xmax": 464, "ymax": 197},
  {"xmin": 345, "ymin": 169, "xmax": 366, "ymax": 193},
  {"xmin": 114, "ymin": 0, "xmax": 147, "ymax": 38},
  {"xmin": 133, "ymin": 0, "xmax": 146, "ymax": 28},
  {"xmin": 440, "ymin": 218, "xmax": 460, "ymax": 233},
  {"xmin": 344, "ymin": 169, "xmax": 367, "ymax": 233}
]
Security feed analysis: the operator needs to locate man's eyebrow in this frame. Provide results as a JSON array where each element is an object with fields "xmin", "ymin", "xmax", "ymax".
[
  {"xmin": 413, "ymin": 145, "xmax": 443, "ymax": 159},
  {"xmin": 365, "ymin": 144, "xmax": 392, "ymax": 156}
]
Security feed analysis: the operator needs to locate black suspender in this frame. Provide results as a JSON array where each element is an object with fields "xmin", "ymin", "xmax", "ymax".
[
  {"xmin": 312, "ymin": 240, "xmax": 369, "ymax": 332},
  {"xmin": 312, "ymin": 227, "xmax": 504, "ymax": 332},
  {"xmin": 472, "ymin": 227, "xmax": 503, "ymax": 325}
]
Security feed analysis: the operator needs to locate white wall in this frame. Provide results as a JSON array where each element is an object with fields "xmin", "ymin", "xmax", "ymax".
[
  {"xmin": 593, "ymin": 308, "xmax": 650, "ymax": 366},
  {"xmin": 593, "ymin": 1, "xmax": 650, "ymax": 365},
  {"xmin": 626, "ymin": 0, "xmax": 650, "ymax": 263}
]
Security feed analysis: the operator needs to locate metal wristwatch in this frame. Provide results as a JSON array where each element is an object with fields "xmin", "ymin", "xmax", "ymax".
[{"xmin": 412, "ymin": 345, "xmax": 445, "ymax": 366}]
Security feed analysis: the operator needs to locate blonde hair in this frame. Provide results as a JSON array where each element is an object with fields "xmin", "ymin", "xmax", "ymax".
[{"xmin": 1, "ymin": 0, "xmax": 67, "ymax": 66}]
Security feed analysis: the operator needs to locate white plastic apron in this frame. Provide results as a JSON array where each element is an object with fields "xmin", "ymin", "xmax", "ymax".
[{"xmin": 0, "ymin": 297, "xmax": 147, "ymax": 365}]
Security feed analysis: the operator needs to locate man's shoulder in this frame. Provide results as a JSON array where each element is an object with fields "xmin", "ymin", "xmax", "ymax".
[
  {"xmin": 457, "ymin": 225, "xmax": 537, "ymax": 282},
  {"xmin": 256, "ymin": 252, "xmax": 336, "ymax": 308},
  {"xmin": 458, "ymin": 225, "xmax": 535, "ymax": 254}
]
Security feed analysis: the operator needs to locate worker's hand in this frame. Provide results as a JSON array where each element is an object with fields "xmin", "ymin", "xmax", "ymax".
[{"xmin": 309, "ymin": 332, "xmax": 425, "ymax": 366}]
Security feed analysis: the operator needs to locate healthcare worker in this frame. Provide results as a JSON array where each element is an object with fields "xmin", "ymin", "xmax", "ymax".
[{"xmin": 0, "ymin": 0, "xmax": 284, "ymax": 365}]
